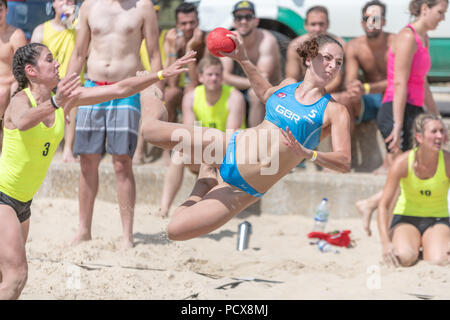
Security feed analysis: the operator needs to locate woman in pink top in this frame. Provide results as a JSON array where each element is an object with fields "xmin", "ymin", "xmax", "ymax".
[
  {"xmin": 356, "ymin": 0, "xmax": 447, "ymax": 238},
  {"xmin": 377, "ymin": 0, "xmax": 447, "ymax": 154}
]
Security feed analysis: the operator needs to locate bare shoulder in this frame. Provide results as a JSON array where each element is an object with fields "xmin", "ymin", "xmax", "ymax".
[
  {"xmin": 396, "ymin": 27, "xmax": 416, "ymax": 43},
  {"xmin": 390, "ymin": 150, "xmax": 410, "ymax": 177},
  {"xmin": 8, "ymin": 90, "xmax": 29, "ymax": 110},
  {"xmin": 260, "ymin": 28, "xmax": 277, "ymax": 43},
  {"xmin": 347, "ymin": 35, "xmax": 363, "ymax": 49},
  {"xmin": 443, "ymin": 150, "xmax": 450, "ymax": 177},
  {"xmin": 230, "ymin": 87, "xmax": 244, "ymax": 99},
  {"xmin": 9, "ymin": 26, "xmax": 27, "ymax": 47},
  {"xmin": 327, "ymin": 100, "xmax": 349, "ymax": 116}
]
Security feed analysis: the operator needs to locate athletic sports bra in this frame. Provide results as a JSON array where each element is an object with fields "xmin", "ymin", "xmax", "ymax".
[
  {"xmin": 264, "ymin": 82, "xmax": 330, "ymax": 150},
  {"xmin": 383, "ymin": 24, "xmax": 431, "ymax": 107},
  {"xmin": 393, "ymin": 149, "xmax": 449, "ymax": 218},
  {"xmin": 0, "ymin": 88, "xmax": 64, "ymax": 202}
]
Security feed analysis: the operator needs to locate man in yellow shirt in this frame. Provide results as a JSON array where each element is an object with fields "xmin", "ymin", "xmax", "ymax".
[{"xmin": 158, "ymin": 55, "xmax": 245, "ymax": 217}]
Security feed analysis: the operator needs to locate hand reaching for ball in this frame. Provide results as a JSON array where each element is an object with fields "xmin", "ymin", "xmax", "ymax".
[
  {"xmin": 206, "ymin": 27, "xmax": 236, "ymax": 57},
  {"xmin": 218, "ymin": 32, "xmax": 248, "ymax": 62}
]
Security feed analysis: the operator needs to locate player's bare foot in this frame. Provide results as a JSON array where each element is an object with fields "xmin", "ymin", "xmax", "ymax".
[
  {"xmin": 355, "ymin": 200, "xmax": 375, "ymax": 237},
  {"xmin": 121, "ymin": 237, "xmax": 134, "ymax": 250},
  {"xmin": 70, "ymin": 232, "xmax": 92, "ymax": 246}
]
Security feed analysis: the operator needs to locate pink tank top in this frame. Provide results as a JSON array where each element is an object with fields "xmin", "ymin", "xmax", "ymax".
[{"xmin": 383, "ymin": 24, "xmax": 431, "ymax": 106}]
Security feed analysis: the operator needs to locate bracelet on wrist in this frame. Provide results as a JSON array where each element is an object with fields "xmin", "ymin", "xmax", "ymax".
[
  {"xmin": 363, "ymin": 83, "xmax": 371, "ymax": 95},
  {"xmin": 310, "ymin": 150, "xmax": 318, "ymax": 162},
  {"xmin": 50, "ymin": 96, "xmax": 60, "ymax": 109},
  {"xmin": 157, "ymin": 70, "xmax": 165, "ymax": 80}
]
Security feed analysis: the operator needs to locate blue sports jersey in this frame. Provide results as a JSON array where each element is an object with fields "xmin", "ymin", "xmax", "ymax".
[{"xmin": 264, "ymin": 82, "xmax": 330, "ymax": 150}]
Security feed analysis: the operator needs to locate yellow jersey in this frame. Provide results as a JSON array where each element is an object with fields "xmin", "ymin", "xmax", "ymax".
[
  {"xmin": 0, "ymin": 88, "xmax": 64, "ymax": 202},
  {"xmin": 394, "ymin": 149, "xmax": 449, "ymax": 218},
  {"xmin": 193, "ymin": 84, "xmax": 245, "ymax": 132}
]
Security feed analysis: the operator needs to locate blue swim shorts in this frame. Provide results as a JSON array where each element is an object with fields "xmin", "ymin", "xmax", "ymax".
[
  {"xmin": 73, "ymin": 79, "xmax": 141, "ymax": 158},
  {"xmin": 356, "ymin": 93, "xmax": 382, "ymax": 124}
]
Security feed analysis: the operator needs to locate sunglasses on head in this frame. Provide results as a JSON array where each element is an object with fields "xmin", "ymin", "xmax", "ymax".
[{"xmin": 234, "ymin": 14, "xmax": 254, "ymax": 22}]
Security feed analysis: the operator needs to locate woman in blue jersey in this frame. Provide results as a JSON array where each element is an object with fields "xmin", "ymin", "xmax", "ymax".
[
  {"xmin": 377, "ymin": 114, "xmax": 449, "ymax": 267},
  {"xmin": 0, "ymin": 42, "xmax": 195, "ymax": 299},
  {"xmin": 141, "ymin": 33, "xmax": 351, "ymax": 241}
]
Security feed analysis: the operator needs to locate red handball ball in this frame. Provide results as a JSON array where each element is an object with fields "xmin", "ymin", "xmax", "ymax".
[{"xmin": 206, "ymin": 27, "xmax": 236, "ymax": 57}]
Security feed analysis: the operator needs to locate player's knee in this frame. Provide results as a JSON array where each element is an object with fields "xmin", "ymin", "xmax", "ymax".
[
  {"xmin": 167, "ymin": 222, "xmax": 185, "ymax": 241},
  {"xmin": 396, "ymin": 247, "xmax": 419, "ymax": 267},
  {"xmin": 424, "ymin": 251, "xmax": 449, "ymax": 266},
  {"xmin": 112, "ymin": 156, "xmax": 132, "ymax": 177}
]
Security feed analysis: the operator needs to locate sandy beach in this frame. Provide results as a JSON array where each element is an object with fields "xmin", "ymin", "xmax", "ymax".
[{"xmin": 20, "ymin": 196, "xmax": 450, "ymax": 300}]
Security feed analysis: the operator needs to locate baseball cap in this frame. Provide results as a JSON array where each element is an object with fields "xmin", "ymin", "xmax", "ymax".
[{"xmin": 232, "ymin": 1, "xmax": 255, "ymax": 15}]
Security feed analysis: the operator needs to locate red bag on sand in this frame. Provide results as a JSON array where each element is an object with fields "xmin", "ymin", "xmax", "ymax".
[{"xmin": 307, "ymin": 230, "xmax": 352, "ymax": 247}]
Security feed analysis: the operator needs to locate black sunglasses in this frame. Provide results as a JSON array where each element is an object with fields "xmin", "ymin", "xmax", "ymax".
[{"xmin": 234, "ymin": 14, "xmax": 254, "ymax": 22}]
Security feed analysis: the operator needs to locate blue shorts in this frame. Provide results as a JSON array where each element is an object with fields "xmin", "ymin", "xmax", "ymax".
[
  {"xmin": 356, "ymin": 93, "xmax": 382, "ymax": 124},
  {"xmin": 73, "ymin": 79, "xmax": 141, "ymax": 158},
  {"xmin": 219, "ymin": 130, "xmax": 264, "ymax": 198}
]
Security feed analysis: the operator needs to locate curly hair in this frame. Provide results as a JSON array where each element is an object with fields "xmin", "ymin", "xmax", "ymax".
[
  {"xmin": 409, "ymin": 0, "xmax": 448, "ymax": 17},
  {"xmin": 296, "ymin": 34, "xmax": 343, "ymax": 68},
  {"xmin": 12, "ymin": 43, "xmax": 47, "ymax": 97}
]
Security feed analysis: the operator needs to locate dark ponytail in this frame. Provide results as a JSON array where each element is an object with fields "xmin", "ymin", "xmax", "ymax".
[{"xmin": 12, "ymin": 43, "xmax": 47, "ymax": 96}]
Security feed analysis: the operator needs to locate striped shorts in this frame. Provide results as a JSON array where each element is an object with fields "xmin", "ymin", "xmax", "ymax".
[{"xmin": 73, "ymin": 79, "xmax": 141, "ymax": 158}]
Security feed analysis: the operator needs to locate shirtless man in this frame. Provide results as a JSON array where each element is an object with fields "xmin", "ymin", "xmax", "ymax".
[
  {"xmin": 66, "ymin": 0, "xmax": 163, "ymax": 248},
  {"xmin": 285, "ymin": 5, "xmax": 346, "ymax": 93},
  {"xmin": 163, "ymin": 2, "xmax": 206, "ymax": 124},
  {"xmin": 221, "ymin": 0, "xmax": 281, "ymax": 127},
  {"xmin": 335, "ymin": 1, "xmax": 394, "ymax": 133},
  {"xmin": 0, "ymin": 0, "xmax": 27, "ymax": 149}
]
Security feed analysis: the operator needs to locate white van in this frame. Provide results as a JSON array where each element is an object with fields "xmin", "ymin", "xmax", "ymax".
[{"xmin": 187, "ymin": 0, "xmax": 450, "ymax": 80}]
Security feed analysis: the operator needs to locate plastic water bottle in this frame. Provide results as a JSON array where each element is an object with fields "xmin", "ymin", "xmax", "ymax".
[
  {"xmin": 317, "ymin": 240, "xmax": 340, "ymax": 253},
  {"xmin": 312, "ymin": 198, "xmax": 330, "ymax": 232}
]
